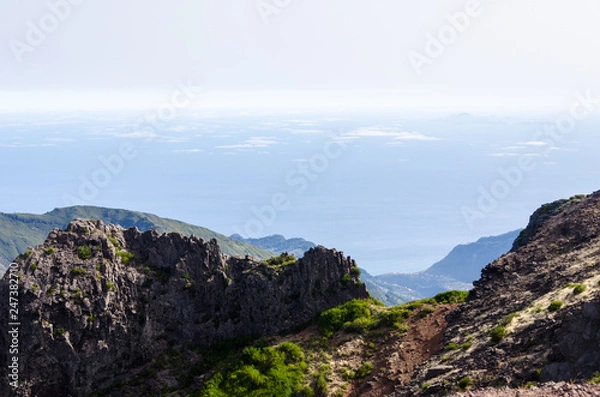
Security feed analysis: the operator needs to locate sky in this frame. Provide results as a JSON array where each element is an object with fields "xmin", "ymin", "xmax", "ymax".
[
  {"xmin": 1, "ymin": 0, "xmax": 599, "ymax": 111},
  {"xmin": 1, "ymin": 1, "xmax": 600, "ymax": 274}
]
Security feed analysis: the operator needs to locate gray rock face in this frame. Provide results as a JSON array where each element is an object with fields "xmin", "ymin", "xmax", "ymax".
[{"xmin": 0, "ymin": 219, "xmax": 367, "ymax": 396}]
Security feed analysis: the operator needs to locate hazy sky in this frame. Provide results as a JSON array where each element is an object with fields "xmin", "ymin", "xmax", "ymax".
[{"xmin": 1, "ymin": 0, "xmax": 600, "ymax": 111}]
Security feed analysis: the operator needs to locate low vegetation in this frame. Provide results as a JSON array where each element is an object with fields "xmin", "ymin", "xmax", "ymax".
[
  {"xmin": 548, "ymin": 301, "xmax": 563, "ymax": 312},
  {"xmin": 197, "ymin": 342, "xmax": 311, "ymax": 397},
  {"xmin": 573, "ymin": 284, "xmax": 587, "ymax": 295},
  {"xmin": 489, "ymin": 326, "xmax": 507, "ymax": 343},
  {"xmin": 71, "ymin": 267, "xmax": 87, "ymax": 276},
  {"xmin": 317, "ymin": 291, "xmax": 469, "ymax": 339},
  {"xmin": 77, "ymin": 245, "xmax": 92, "ymax": 260},
  {"xmin": 116, "ymin": 250, "xmax": 136, "ymax": 265},
  {"xmin": 261, "ymin": 253, "xmax": 297, "ymax": 270},
  {"xmin": 458, "ymin": 376, "xmax": 471, "ymax": 390}
]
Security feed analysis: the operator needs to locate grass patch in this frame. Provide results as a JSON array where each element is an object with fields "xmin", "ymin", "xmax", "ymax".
[
  {"xmin": 458, "ymin": 376, "xmax": 471, "ymax": 390},
  {"xmin": 116, "ymin": 250, "xmax": 136, "ymax": 265},
  {"xmin": 419, "ymin": 307, "xmax": 435, "ymax": 318},
  {"xmin": 318, "ymin": 299, "xmax": 377, "ymax": 338},
  {"xmin": 53, "ymin": 328, "xmax": 65, "ymax": 337},
  {"xmin": 71, "ymin": 267, "xmax": 87, "ymax": 276},
  {"xmin": 262, "ymin": 253, "xmax": 297, "ymax": 269},
  {"xmin": 444, "ymin": 343, "xmax": 458, "ymax": 351},
  {"xmin": 573, "ymin": 284, "xmax": 587, "ymax": 295},
  {"xmin": 589, "ymin": 372, "xmax": 600, "ymax": 384},
  {"xmin": 198, "ymin": 342, "xmax": 311, "ymax": 397},
  {"xmin": 459, "ymin": 342, "xmax": 472, "ymax": 350},
  {"xmin": 489, "ymin": 326, "xmax": 507, "ymax": 343},
  {"xmin": 548, "ymin": 301, "xmax": 563, "ymax": 312},
  {"xmin": 433, "ymin": 290, "xmax": 469, "ymax": 304},
  {"xmin": 501, "ymin": 312, "xmax": 520, "ymax": 326},
  {"xmin": 356, "ymin": 362, "xmax": 373, "ymax": 378},
  {"xmin": 77, "ymin": 246, "xmax": 92, "ymax": 260}
]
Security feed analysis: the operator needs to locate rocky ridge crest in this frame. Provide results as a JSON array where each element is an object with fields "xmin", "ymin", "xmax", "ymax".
[{"xmin": 0, "ymin": 219, "xmax": 367, "ymax": 396}]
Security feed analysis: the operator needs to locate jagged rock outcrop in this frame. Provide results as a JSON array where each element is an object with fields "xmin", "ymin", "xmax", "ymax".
[
  {"xmin": 400, "ymin": 192, "xmax": 600, "ymax": 395},
  {"xmin": 0, "ymin": 220, "xmax": 367, "ymax": 396}
]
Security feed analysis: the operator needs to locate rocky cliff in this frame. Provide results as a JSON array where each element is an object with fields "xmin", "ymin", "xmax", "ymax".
[
  {"xmin": 400, "ymin": 192, "xmax": 600, "ymax": 395},
  {"xmin": 0, "ymin": 219, "xmax": 367, "ymax": 396}
]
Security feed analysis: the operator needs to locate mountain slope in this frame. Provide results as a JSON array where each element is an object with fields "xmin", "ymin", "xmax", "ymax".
[
  {"xmin": 229, "ymin": 233, "xmax": 316, "ymax": 258},
  {"xmin": 359, "ymin": 267, "xmax": 422, "ymax": 305},
  {"xmin": 425, "ymin": 229, "xmax": 522, "ymax": 283},
  {"xmin": 376, "ymin": 230, "xmax": 520, "ymax": 298},
  {"xmin": 0, "ymin": 206, "xmax": 272, "ymax": 267},
  {"xmin": 0, "ymin": 219, "xmax": 367, "ymax": 396},
  {"xmin": 400, "ymin": 193, "xmax": 600, "ymax": 395}
]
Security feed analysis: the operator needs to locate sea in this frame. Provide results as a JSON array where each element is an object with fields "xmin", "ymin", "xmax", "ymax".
[{"xmin": 1, "ymin": 108, "xmax": 599, "ymax": 274}]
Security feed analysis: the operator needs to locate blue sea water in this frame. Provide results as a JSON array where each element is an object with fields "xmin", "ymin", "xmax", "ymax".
[{"xmin": 1, "ymin": 109, "xmax": 599, "ymax": 274}]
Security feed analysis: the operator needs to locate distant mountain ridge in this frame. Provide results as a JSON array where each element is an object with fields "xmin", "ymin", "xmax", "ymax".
[
  {"xmin": 0, "ymin": 206, "xmax": 273, "ymax": 269},
  {"xmin": 377, "ymin": 230, "xmax": 522, "ymax": 298},
  {"xmin": 229, "ymin": 234, "xmax": 316, "ymax": 258}
]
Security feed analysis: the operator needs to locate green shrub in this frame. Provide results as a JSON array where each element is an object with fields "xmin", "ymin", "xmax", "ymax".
[
  {"xmin": 356, "ymin": 362, "xmax": 372, "ymax": 378},
  {"xmin": 263, "ymin": 253, "xmax": 296, "ymax": 269},
  {"xmin": 198, "ymin": 342, "xmax": 310, "ymax": 397},
  {"xmin": 489, "ymin": 326, "xmax": 507, "ymax": 343},
  {"xmin": 71, "ymin": 267, "xmax": 87, "ymax": 276},
  {"xmin": 24, "ymin": 250, "xmax": 32, "ymax": 259},
  {"xmin": 589, "ymin": 372, "xmax": 600, "ymax": 384},
  {"xmin": 395, "ymin": 324, "xmax": 410, "ymax": 336},
  {"xmin": 106, "ymin": 282, "xmax": 116, "ymax": 292},
  {"xmin": 77, "ymin": 246, "xmax": 92, "ymax": 260},
  {"xmin": 419, "ymin": 307, "xmax": 435, "ymax": 318},
  {"xmin": 341, "ymin": 273, "xmax": 351, "ymax": 286},
  {"xmin": 313, "ymin": 364, "xmax": 331, "ymax": 395},
  {"xmin": 458, "ymin": 376, "xmax": 471, "ymax": 390},
  {"xmin": 444, "ymin": 343, "xmax": 458, "ymax": 351},
  {"xmin": 53, "ymin": 328, "xmax": 65, "ymax": 337},
  {"xmin": 459, "ymin": 342, "xmax": 472, "ymax": 350},
  {"xmin": 350, "ymin": 265, "xmax": 361, "ymax": 277},
  {"xmin": 340, "ymin": 367, "xmax": 355, "ymax": 380},
  {"xmin": 116, "ymin": 250, "xmax": 136, "ymax": 265},
  {"xmin": 377, "ymin": 307, "xmax": 411, "ymax": 327},
  {"xmin": 573, "ymin": 284, "xmax": 587, "ymax": 295},
  {"xmin": 45, "ymin": 247, "xmax": 55, "ymax": 255},
  {"xmin": 548, "ymin": 301, "xmax": 563, "ymax": 312},
  {"xmin": 433, "ymin": 290, "xmax": 469, "ymax": 304},
  {"xmin": 318, "ymin": 299, "xmax": 374, "ymax": 338},
  {"xmin": 343, "ymin": 316, "xmax": 373, "ymax": 334},
  {"xmin": 30, "ymin": 263, "xmax": 37, "ymax": 272},
  {"xmin": 501, "ymin": 312, "xmax": 520, "ymax": 326},
  {"xmin": 108, "ymin": 236, "xmax": 121, "ymax": 248}
]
